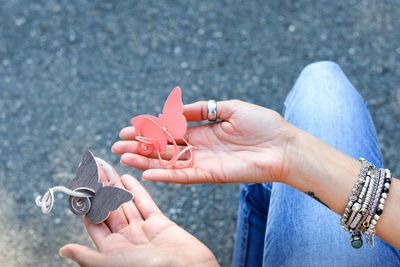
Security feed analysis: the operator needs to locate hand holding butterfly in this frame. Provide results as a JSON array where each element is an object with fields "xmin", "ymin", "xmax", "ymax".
[
  {"xmin": 112, "ymin": 100, "xmax": 295, "ymax": 184},
  {"xmin": 60, "ymin": 171, "xmax": 219, "ymax": 267}
]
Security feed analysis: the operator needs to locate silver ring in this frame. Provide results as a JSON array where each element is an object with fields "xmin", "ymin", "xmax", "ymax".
[{"xmin": 207, "ymin": 100, "xmax": 217, "ymax": 121}]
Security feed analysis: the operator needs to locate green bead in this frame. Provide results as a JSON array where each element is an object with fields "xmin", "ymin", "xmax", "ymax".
[{"xmin": 351, "ymin": 236, "xmax": 363, "ymax": 249}]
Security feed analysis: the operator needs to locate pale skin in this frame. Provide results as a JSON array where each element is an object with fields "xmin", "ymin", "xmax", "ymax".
[
  {"xmin": 60, "ymin": 171, "xmax": 219, "ymax": 267},
  {"xmin": 62, "ymin": 99, "xmax": 400, "ymax": 266}
]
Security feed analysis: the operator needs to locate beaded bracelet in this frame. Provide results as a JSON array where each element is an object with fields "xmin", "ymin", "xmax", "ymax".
[
  {"xmin": 349, "ymin": 168, "xmax": 378, "ymax": 247},
  {"xmin": 345, "ymin": 171, "xmax": 371, "ymax": 230},
  {"xmin": 340, "ymin": 159, "xmax": 371, "ymax": 227},
  {"xmin": 362, "ymin": 168, "xmax": 385, "ymax": 232},
  {"xmin": 346, "ymin": 169, "xmax": 378, "ymax": 247},
  {"xmin": 355, "ymin": 168, "xmax": 379, "ymax": 231},
  {"xmin": 369, "ymin": 169, "xmax": 386, "ymax": 215},
  {"xmin": 365, "ymin": 169, "xmax": 392, "ymax": 246},
  {"xmin": 340, "ymin": 158, "xmax": 394, "ymax": 249}
]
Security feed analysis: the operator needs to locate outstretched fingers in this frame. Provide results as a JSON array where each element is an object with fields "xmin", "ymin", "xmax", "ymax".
[
  {"xmin": 119, "ymin": 126, "xmax": 136, "ymax": 140},
  {"xmin": 118, "ymin": 175, "xmax": 144, "ymax": 223},
  {"xmin": 82, "ymin": 216, "xmax": 111, "ymax": 251},
  {"xmin": 142, "ymin": 168, "xmax": 211, "ymax": 184},
  {"xmin": 121, "ymin": 175, "xmax": 162, "ymax": 220},
  {"xmin": 97, "ymin": 162, "xmax": 129, "ymax": 233},
  {"xmin": 120, "ymin": 153, "xmax": 191, "ymax": 170},
  {"xmin": 112, "ymin": 141, "xmax": 190, "ymax": 161}
]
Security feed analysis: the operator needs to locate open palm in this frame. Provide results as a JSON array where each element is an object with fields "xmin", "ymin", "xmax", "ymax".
[
  {"xmin": 112, "ymin": 100, "xmax": 293, "ymax": 184},
  {"xmin": 60, "ymin": 175, "xmax": 218, "ymax": 267}
]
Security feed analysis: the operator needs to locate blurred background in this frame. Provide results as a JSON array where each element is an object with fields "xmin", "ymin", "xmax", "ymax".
[{"xmin": 0, "ymin": 0, "xmax": 399, "ymax": 266}]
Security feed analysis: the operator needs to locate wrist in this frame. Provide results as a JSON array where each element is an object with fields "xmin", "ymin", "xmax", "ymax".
[
  {"xmin": 278, "ymin": 122, "xmax": 303, "ymax": 185},
  {"xmin": 281, "ymin": 124, "xmax": 362, "ymax": 213},
  {"xmin": 285, "ymin": 125, "xmax": 312, "ymax": 185}
]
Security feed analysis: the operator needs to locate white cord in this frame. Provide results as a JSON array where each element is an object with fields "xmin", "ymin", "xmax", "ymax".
[
  {"xmin": 35, "ymin": 157, "xmax": 116, "ymax": 214},
  {"xmin": 35, "ymin": 186, "xmax": 92, "ymax": 214}
]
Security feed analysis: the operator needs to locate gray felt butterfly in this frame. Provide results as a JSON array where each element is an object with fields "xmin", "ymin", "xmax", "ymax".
[{"xmin": 67, "ymin": 150, "xmax": 133, "ymax": 224}]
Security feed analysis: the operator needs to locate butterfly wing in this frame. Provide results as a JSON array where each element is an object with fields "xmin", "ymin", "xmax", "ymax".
[
  {"xmin": 87, "ymin": 186, "xmax": 134, "ymax": 224},
  {"xmin": 131, "ymin": 114, "xmax": 168, "ymax": 152},
  {"xmin": 68, "ymin": 150, "xmax": 102, "ymax": 192},
  {"xmin": 161, "ymin": 86, "xmax": 184, "ymax": 115},
  {"xmin": 159, "ymin": 86, "xmax": 187, "ymax": 140}
]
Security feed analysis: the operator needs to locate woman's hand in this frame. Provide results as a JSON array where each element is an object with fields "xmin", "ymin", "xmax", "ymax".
[
  {"xmin": 112, "ymin": 100, "xmax": 295, "ymax": 184},
  {"xmin": 60, "ymin": 173, "xmax": 219, "ymax": 267}
]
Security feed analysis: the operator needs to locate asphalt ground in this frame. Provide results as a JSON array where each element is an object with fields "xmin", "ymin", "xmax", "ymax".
[{"xmin": 0, "ymin": 1, "xmax": 399, "ymax": 266}]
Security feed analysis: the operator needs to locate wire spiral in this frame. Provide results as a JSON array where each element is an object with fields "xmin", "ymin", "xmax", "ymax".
[
  {"xmin": 35, "ymin": 186, "xmax": 92, "ymax": 214},
  {"xmin": 35, "ymin": 157, "xmax": 117, "ymax": 215}
]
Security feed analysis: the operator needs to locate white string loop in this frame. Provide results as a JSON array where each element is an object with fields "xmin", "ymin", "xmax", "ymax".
[
  {"xmin": 35, "ymin": 157, "xmax": 116, "ymax": 214},
  {"xmin": 35, "ymin": 186, "xmax": 92, "ymax": 214}
]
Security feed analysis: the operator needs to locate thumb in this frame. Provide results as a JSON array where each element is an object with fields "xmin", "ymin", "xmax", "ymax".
[{"xmin": 60, "ymin": 244, "xmax": 107, "ymax": 267}]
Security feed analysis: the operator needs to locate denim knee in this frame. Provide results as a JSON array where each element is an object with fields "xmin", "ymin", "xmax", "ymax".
[
  {"xmin": 281, "ymin": 61, "xmax": 382, "ymax": 164},
  {"xmin": 301, "ymin": 61, "xmax": 341, "ymax": 77},
  {"xmin": 283, "ymin": 60, "xmax": 366, "ymax": 121},
  {"xmin": 289, "ymin": 61, "xmax": 359, "ymax": 99}
]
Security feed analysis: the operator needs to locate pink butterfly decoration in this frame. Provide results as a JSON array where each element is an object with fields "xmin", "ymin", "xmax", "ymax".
[{"xmin": 131, "ymin": 86, "xmax": 194, "ymax": 169}]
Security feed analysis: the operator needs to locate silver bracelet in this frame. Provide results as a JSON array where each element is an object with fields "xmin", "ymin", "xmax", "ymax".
[
  {"xmin": 345, "ymin": 172, "xmax": 371, "ymax": 229},
  {"xmin": 369, "ymin": 168, "xmax": 386, "ymax": 215},
  {"xmin": 365, "ymin": 169, "xmax": 392, "ymax": 246},
  {"xmin": 355, "ymin": 168, "xmax": 379, "ymax": 231},
  {"xmin": 340, "ymin": 158, "xmax": 371, "ymax": 227},
  {"xmin": 362, "ymin": 168, "xmax": 385, "ymax": 231},
  {"xmin": 340, "ymin": 158, "xmax": 394, "ymax": 249}
]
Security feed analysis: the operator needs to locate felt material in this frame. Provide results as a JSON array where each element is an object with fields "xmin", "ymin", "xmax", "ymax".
[
  {"xmin": 131, "ymin": 87, "xmax": 187, "ymax": 152},
  {"xmin": 131, "ymin": 87, "xmax": 194, "ymax": 168},
  {"xmin": 67, "ymin": 150, "xmax": 133, "ymax": 224}
]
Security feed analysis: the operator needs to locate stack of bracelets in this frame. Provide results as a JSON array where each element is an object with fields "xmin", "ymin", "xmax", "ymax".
[{"xmin": 340, "ymin": 158, "xmax": 393, "ymax": 249}]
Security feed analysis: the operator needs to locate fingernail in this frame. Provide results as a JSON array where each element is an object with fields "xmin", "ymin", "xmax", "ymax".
[
  {"xmin": 142, "ymin": 170, "xmax": 152, "ymax": 180},
  {"xmin": 121, "ymin": 175, "xmax": 128, "ymax": 182},
  {"xmin": 59, "ymin": 248, "xmax": 70, "ymax": 259}
]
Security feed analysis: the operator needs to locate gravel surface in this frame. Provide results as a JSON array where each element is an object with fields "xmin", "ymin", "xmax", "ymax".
[{"xmin": 0, "ymin": 1, "xmax": 399, "ymax": 266}]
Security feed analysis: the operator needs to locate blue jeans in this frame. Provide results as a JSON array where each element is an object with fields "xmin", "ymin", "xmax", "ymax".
[{"xmin": 232, "ymin": 61, "xmax": 400, "ymax": 267}]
